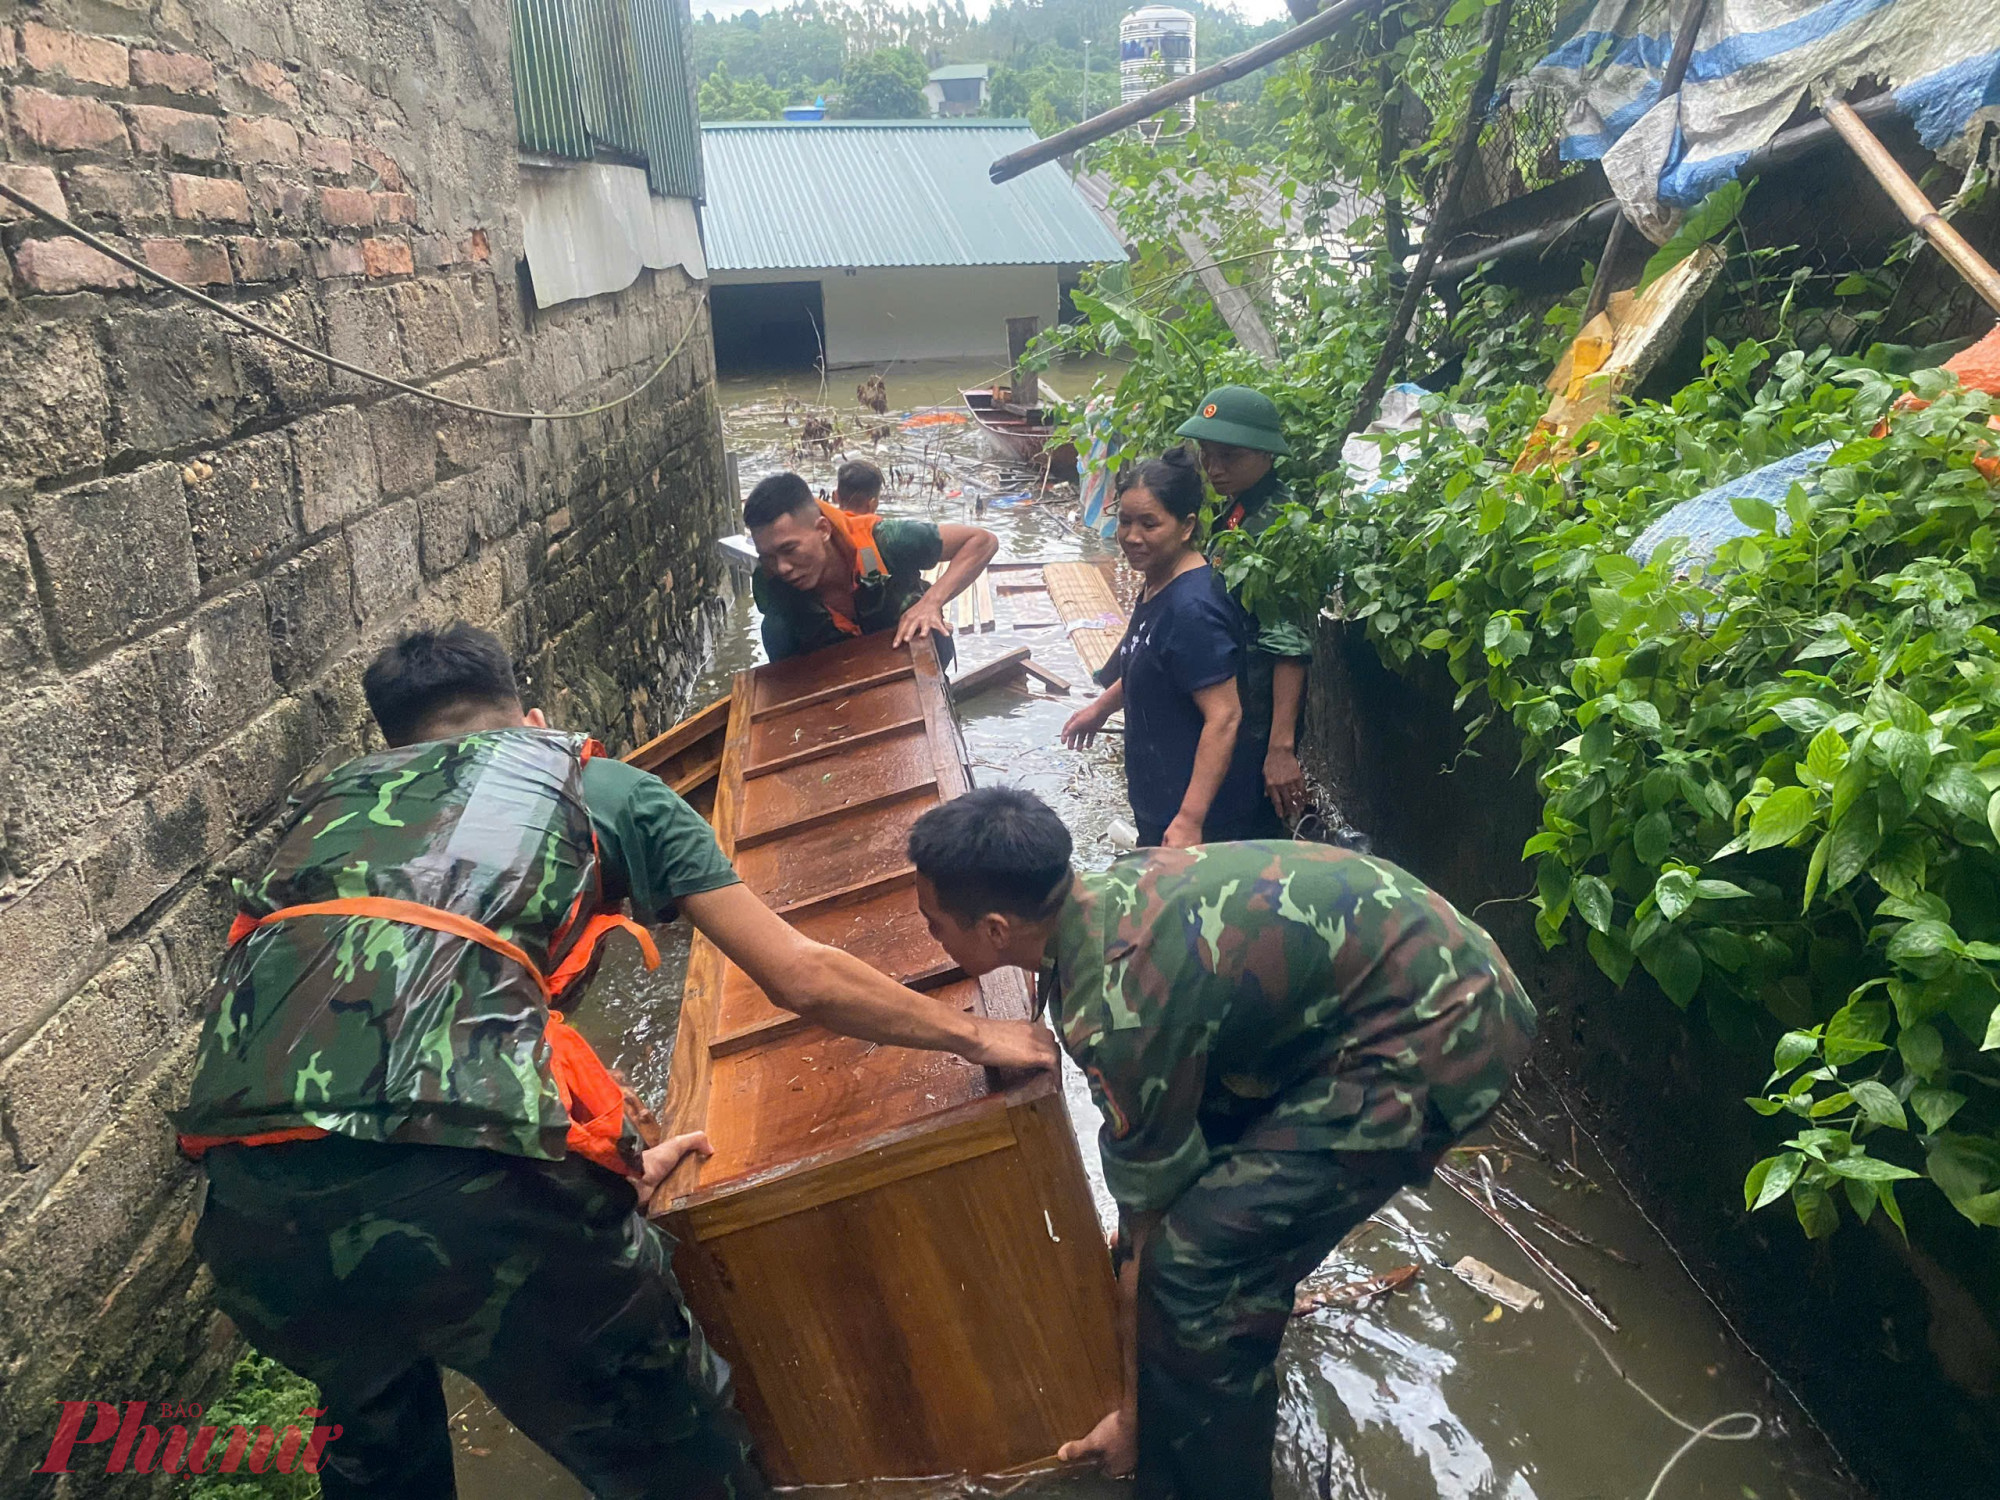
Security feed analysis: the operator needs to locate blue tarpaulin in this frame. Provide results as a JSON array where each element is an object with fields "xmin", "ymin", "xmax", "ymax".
[{"xmin": 1519, "ymin": 1, "xmax": 2000, "ymax": 238}]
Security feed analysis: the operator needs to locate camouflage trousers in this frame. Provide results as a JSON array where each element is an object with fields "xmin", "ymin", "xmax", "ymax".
[
  {"xmin": 194, "ymin": 1134, "xmax": 766, "ymax": 1500},
  {"xmin": 1134, "ymin": 1145, "xmax": 1440, "ymax": 1500}
]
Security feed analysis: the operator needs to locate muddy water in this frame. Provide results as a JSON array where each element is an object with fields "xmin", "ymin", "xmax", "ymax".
[{"xmin": 447, "ymin": 358, "xmax": 1860, "ymax": 1500}]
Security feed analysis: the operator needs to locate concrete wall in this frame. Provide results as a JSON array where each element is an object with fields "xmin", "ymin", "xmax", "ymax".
[
  {"xmin": 0, "ymin": 1, "xmax": 729, "ymax": 1486},
  {"xmin": 710, "ymin": 263, "xmax": 1057, "ymax": 367}
]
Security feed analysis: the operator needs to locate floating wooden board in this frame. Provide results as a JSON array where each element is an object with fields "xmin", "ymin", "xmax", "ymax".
[
  {"xmin": 639, "ymin": 630, "xmax": 1120, "ymax": 1485},
  {"xmin": 1042, "ymin": 561, "xmax": 1126, "ymax": 679}
]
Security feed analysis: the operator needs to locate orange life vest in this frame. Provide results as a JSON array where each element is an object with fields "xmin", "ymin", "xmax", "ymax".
[
  {"xmin": 176, "ymin": 739, "xmax": 662, "ymax": 1180},
  {"xmin": 816, "ymin": 500, "xmax": 890, "ymax": 635}
]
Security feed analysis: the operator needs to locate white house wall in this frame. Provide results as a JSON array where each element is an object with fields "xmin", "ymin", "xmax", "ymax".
[
  {"xmin": 823, "ymin": 266, "xmax": 1056, "ymax": 366},
  {"xmin": 707, "ymin": 265, "xmax": 1058, "ymax": 367}
]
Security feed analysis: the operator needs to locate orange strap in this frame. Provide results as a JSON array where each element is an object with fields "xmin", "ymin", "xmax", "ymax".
[
  {"xmin": 192, "ymin": 896, "xmax": 662, "ymax": 1175},
  {"xmin": 240, "ymin": 897, "xmax": 556, "ymax": 999}
]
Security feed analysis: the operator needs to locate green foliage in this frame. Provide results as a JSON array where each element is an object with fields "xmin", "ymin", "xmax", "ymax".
[
  {"xmin": 831, "ymin": 46, "xmax": 928, "ymax": 118},
  {"xmin": 1640, "ymin": 179, "xmax": 1750, "ymax": 290},
  {"xmin": 697, "ymin": 59, "xmax": 786, "ymax": 121},
  {"xmin": 187, "ymin": 1352, "xmax": 323, "ymax": 1499}
]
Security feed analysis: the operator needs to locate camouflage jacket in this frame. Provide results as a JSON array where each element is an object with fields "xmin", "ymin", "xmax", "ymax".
[
  {"xmin": 1040, "ymin": 841, "xmax": 1537, "ymax": 1216},
  {"xmin": 1207, "ymin": 471, "xmax": 1313, "ymax": 750},
  {"xmin": 173, "ymin": 729, "xmax": 630, "ymax": 1164}
]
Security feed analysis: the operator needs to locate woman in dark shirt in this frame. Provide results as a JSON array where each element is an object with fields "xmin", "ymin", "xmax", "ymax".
[{"xmin": 1060, "ymin": 449, "xmax": 1265, "ymax": 847}]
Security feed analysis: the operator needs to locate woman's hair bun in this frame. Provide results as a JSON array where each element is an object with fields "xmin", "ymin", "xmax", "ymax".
[{"xmin": 1123, "ymin": 444, "xmax": 1207, "ymax": 523}]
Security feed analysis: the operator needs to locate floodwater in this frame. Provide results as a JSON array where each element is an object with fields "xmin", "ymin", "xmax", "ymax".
[{"xmin": 446, "ymin": 358, "xmax": 1861, "ymax": 1500}]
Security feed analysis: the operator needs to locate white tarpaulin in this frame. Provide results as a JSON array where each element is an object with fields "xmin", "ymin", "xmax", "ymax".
[
  {"xmin": 519, "ymin": 160, "xmax": 706, "ymax": 310},
  {"xmin": 1519, "ymin": 0, "xmax": 2000, "ymax": 240}
]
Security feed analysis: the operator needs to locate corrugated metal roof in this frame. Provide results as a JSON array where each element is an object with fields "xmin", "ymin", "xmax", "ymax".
[
  {"xmin": 701, "ymin": 121, "xmax": 1129, "ymax": 272},
  {"xmin": 928, "ymin": 64, "xmax": 990, "ymax": 81},
  {"xmin": 510, "ymin": 0, "xmax": 703, "ymax": 204}
]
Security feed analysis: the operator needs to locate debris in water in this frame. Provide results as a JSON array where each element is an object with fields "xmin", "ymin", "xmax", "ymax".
[
  {"xmin": 856, "ymin": 373, "xmax": 889, "ymax": 413},
  {"xmin": 1439, "ymin": 1162, "xmax": 1620, "ymax": 1330},
  {"xmin": 1453, "ymin": 1255, "xmax": 1544, "ymax": 1312},
  {"xmin": 1292, "ymin": 1263, "xmax": 1419, "ymax": 1317}
]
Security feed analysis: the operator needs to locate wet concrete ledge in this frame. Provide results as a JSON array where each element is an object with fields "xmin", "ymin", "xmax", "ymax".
[{"xmin": 1305, "ymin": 615, "xmax": 2000, "ymax": 1499}]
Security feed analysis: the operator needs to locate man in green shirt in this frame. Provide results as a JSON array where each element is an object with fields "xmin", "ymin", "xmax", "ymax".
[
  {"xmin": 1177, "ymin": 386, "xmax": 1314, "ymax": 832},
  {"xmin": 907, "ymin": 788, "xmax": 1536, "ymax": 1500},
  {"xmin": 745, "ymin": 471, "xmax": 997, "ymax": 667},
  {"xmin": 176, "ymin": 624, "xmax": 1054, "ymax": 1500}
]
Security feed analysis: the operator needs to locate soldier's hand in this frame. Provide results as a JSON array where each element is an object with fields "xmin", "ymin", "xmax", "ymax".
[
  {"xmin": 1264, "ymin": 744, "xmax": 1307, "ymax": 824},
  {"xmin": 1057, "ymin": 1406, "xmax": 1137, "ymax": 1476},
  {"xmin": 961, "ymin": 1017, "xmax": 1059, "ymax": 1075},
  {"xmin": 893, "ymin": 596, "xmax": 951, "ymax": 647},
  {"xmin": 636, "ymin": 1130, "xmax": 713, "ymax": 1199}
]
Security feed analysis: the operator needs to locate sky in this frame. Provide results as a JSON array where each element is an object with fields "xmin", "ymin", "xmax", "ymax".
[{"xmin": 692, "ymin": 0, "xmax": 1298, "ymax": 22}]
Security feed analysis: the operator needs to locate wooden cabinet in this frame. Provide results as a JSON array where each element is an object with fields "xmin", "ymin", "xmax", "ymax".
[{"xmin": 639, "ymin": 631, "xmax": 1121, "ymax": 1485}]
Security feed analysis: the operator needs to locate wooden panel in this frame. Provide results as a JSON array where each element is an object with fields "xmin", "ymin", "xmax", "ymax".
[
  {"xmin": 736, "ymin": 723, "xmax": 937, "ymax": 844},
  {"xmin": 748, "ymin": 675, "xmax": 923, "ymax": 767},
  {"xmin": 640, "ymin": 628, "xmax": 1119, "ymax": 1484},
  {"xmin": 667, "ymin": 1088, "xmax": 1122, "ymax": 1485},
  {"xmin": 695, "ymin": 999, "xmax": 989, "ymax": 1187},
  {"xmin": 731, "ymin": 795, "xmax": 934, "ymax": 909}
]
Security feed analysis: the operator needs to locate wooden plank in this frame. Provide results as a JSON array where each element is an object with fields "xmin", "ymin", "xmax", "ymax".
[
  {"xmin": 950, "ymin": 646, "xmax": 1031, "ymax": 700},
  {"xmin": 1176, "ymin": 228, "xmax": 1278, "ymax": 365},
  {"xmin": 974, "ymin": 572, "xmax": 997, "ymax": 631},
  {"xmin": 1043, "ymin": 560, "xmax": 1126, "ymax": 678},
  {"xmin": 627, "ymin": 693, "xmax": 730, "ymax": 775},
  {"xmin": 1022, "ymin": 657, "xmax": 1072, "ymax": 695}
]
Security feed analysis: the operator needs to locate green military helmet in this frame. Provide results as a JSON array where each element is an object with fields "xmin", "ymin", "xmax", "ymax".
[{"xmin": 1176, "ymin": 385, "xmax": 1292, "ymax": 457}]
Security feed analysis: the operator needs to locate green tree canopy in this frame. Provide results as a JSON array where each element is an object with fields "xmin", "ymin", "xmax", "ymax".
[
  {"xmin": 832, "ymin": 46, "xmax": 928, "ymax": 118},
  {"xmin": 698, "ymin": 58, "xmax": 786, "ymax": 121}
]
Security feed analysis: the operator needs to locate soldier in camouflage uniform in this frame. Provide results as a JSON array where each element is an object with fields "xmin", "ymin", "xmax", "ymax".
[
  {"xmin": 174, "ymin": 625, "xmax": 1055, "ymax": 1500},
  {"xmin": 1177, "ymin": 386, "xmax": 1315, "ymax": 834},
  {"xmin": 907, "ymin": 788, "xmax": 1537, "ymax": 1500}
]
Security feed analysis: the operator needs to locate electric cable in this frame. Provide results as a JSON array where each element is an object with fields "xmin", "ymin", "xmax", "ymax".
[{"xmin": 0, "ymin": 178, "xmax": 699, "ymax": 422}]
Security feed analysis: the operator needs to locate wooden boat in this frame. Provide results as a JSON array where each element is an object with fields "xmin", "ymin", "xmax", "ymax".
[
  {"xmin": 630, "ymin": 630, "xmax": 1120, "ymax": 1485},
  {"xmin": 962, "ymin": 379, "xmax": 1081, "ymax": 480}
]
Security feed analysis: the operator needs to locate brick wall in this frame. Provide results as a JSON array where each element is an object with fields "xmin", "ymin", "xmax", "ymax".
[{"xmin": 0, "ymin": 1, "xmax": 730, "ymax": 1483}]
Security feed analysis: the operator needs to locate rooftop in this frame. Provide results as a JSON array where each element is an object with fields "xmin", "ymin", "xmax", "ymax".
[
  {"xmin": 700, "ymin": 121, "xmax": 1129, "ymax": 272},
  {"xmin": 928, "ymin": 64, "xmax": 991, "ymax": 81}
]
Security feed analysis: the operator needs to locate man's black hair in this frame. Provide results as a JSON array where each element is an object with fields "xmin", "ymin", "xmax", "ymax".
[
  {"xmin": 362, "ymin": 623, "xmax": 521, "ymax": 746},
  {"xmin": 835, "ymin": 460, "xmax": 883, "ymax": 498},
  {"xmin": 908, "ymin": 787, "xmax": 1073, "ymax": 923},
  {"xmin": 744, "ymin": 472, "xmax": 817, "ymax": 530}
]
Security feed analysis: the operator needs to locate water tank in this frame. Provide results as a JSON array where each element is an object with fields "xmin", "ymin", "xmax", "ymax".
[{"xmin": 1119, "ymin": 6, "xmax": 1196, "ymax": 139}]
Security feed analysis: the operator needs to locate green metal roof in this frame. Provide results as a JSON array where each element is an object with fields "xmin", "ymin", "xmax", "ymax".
[
  {"xmin": 511, "ymin": 0, "xmax": 703, "ymax": 203},
  {"xmin": 700, "ymin": 121, "xmax": 1128, "ymax": 272},
  {"xmin": 927, "ymin": 64, "xmax": 990, "ymax": 81}
]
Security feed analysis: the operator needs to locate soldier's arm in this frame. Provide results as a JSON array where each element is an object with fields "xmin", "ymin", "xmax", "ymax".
[
  {"xmin": 1265, "ymin": 657, "xmax": 1309, "ymax": 822},
  {"xmin": 679, "ymin": 884, "xmax": 1057, "ymax": 1072},
  {"xmin": 893, "ymin": 522, "xmax": 998, "ymax": 647}
]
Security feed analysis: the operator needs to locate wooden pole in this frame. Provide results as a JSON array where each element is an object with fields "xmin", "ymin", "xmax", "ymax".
[
  {"xmin": 1823, "ymin": 97, "xmax": 2000, "ymax": 316},
  {"xmin": 987, "ymin": 0, "xmax": 1385, "ymax": 184},
  {"xmin": 1340, "ymin": 0, "xmax": 1515, "ymax": 443},
  {"xmin": 1580, "ymin": 0, "xmax": 1710, "ymax": 323}
]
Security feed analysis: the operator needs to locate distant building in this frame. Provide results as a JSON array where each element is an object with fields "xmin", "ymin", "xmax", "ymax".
[
  {"xmin": 782, "ymin": 102, "xmax": 826, "ymax": 122},
  {"xmin": 1120, "ymin": 5, "xmax": 1196, "ymax": 138},
  {"xmin": 701, "ymin": 120, "xmax": 1127, "ymax": 369},
  {"xmin": 924, "ymin": 63, "xmax": 991, "ymax": 117}
]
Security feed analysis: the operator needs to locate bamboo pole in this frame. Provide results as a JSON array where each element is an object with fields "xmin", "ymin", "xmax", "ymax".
[
  {"xmin": 987, "ymin": 0, "xmax": 1385, "ymax": 184},
  {"xmin": 1340, "ymin": 0, "xmax": 1516, "ymax": 443},
  {"xmin": 1823, "ymin": 97, "xmax": 2000, "ymax": 316},
  {"xmin": 1581, "ymin": 0, "xmax": 1711, "ymax": 323}
]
